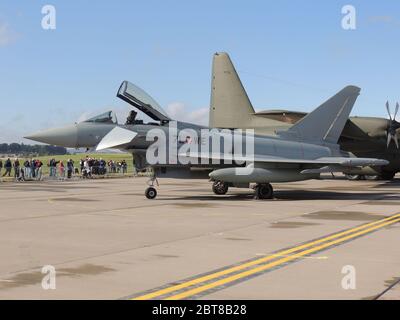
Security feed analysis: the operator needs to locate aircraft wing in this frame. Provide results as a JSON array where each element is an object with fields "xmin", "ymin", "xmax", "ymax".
[
  {"xmin": 96, "ymin": 126, "xmax": 137, "ymax": 151},
  {"xmin": 178, "ymin": 152, "xmax": 389, "ymax": 168},
  {"xmin": 117, "ymin": 81, "xmax": 171, "ymax": 122}
]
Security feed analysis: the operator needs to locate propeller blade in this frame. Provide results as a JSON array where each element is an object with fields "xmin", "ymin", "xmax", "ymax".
[
  {"xmin": 387, "ymin": 133, "xmax": 392, "ymax": 148},
  {"xmin": 395, "ymin": 102, "xmax": 400, "ymax": 120},
  {"xmin": 395, "ymin": 134, "xmax": 399, "ymax": 149},
  {"xmin": 386, "ymin": 101, "xmax": 393, "ymax": 121}
]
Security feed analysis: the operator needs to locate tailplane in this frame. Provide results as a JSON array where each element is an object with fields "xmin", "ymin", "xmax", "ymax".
[{"xmin": 209, "ymin": 52, "xmax": 255, "ymax": 128}]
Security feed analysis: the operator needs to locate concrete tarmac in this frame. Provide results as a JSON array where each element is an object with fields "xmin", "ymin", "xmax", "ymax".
[{"xmin": 0, "ymin": 175, "xmax": 399, "ymax": 300}]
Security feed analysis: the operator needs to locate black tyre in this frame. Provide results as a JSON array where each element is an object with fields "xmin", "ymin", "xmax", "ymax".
[
  {"xmin": 380, "ymin": 171, "xmax": 396, "ymax": 181},
  {"xmin": 212, "ymin": 181, "xmax": 229, "ymax": 195},
  {"xmin": 255, "ymin": 183, "xmax": 274, "ymax": 199},
  {"xmin": 145, "ymin": 187, "xmax": 157, "ymax": 199}
]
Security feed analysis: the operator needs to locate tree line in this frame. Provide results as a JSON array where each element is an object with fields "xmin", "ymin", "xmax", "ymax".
[{"xmin": 0, "ymin": 143, "xmax": 67, "ymax": 156}]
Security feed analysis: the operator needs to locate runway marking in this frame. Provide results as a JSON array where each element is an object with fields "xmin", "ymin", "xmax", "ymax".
[
  {"xmin": 255, "ymin": 253, "xmax": 328, "ymax": 260},
  {"xmin": 131, "ymin": 212, "xmax": 400, "ymax": 300}
]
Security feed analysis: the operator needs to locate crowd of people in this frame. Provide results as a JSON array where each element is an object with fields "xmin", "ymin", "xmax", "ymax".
[
  {"xmin": 0, "ymin": 156, "xmax": 129, "ymax": 181},
  {"xmin": 0, "ymin": 158, "xmax": 44, "ymax": 181},
  {"xmin": 78, "ymin": 157, "xmax": 128, "ymax": 178}
]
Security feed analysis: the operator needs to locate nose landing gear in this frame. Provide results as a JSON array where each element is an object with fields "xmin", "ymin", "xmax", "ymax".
[{"xmin": 145, "ymin": 176, "xmax": 159, "ymax": 199}]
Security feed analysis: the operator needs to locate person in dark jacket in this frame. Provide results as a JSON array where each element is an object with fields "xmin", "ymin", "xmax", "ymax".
[
  {"xmin": 2, "ymin": 158, "xmax": 12, "ymax": 177},
  {"xmin": 67, "ymin": 159, "xmax": 74, "ymax": 179},
  {"xmin": 14, "ymin": 158, "xmax": 20, "ymax": 179},
  {"xmin": 0, "ymin": 159, "xmax": 3, "ymax": 176}
]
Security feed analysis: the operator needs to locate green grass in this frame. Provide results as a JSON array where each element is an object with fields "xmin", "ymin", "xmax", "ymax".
[{"xmin": 1, "ymin": 153, "xmax": 134, "ymax": 176}]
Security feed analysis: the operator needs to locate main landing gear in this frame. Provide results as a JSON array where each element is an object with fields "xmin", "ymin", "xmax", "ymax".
[
  {"xmin": 212, "ymin": 181, "xmax": 229, "ymax": 195},
  {"xmin": 254, "ymin": 183, "xmax": 274, "ymax": 200},
  {"xmin": 345, "ymin": 171, "xmax": 396, "ymax": 181},
  {"xmin": 211, "ymin": 181, "xmax": 274, "ymax": 200},
  {"xmin": 145, "ymin": 176, "xmax": 159, "ymax": 199}
]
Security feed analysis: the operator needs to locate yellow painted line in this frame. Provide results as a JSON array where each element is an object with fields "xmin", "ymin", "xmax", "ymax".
[
  {"xmin": 166, "ymin": 216, "xmax": 400, "ymax": 300},
  {"xmin": 133, "ymin": 212, "xmax": 400, "ymax": 300},
  {"xmin": 255, "ymin": 253, "xmax": 329, "ymax": 260}
]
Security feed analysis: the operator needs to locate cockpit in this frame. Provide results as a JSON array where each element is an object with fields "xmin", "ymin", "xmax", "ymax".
[
  {"xmin": 117, "ymin": 81, "xmax": 171, "ymax": 124},
  {"xmin": 84, "ymin": 111, "xmax": 118, "ymax": 124},
  {"xmin": 81, "ymin": 81, "xmax": 172, "ymax": 127}
]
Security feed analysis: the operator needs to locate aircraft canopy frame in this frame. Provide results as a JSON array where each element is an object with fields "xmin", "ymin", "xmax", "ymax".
[{"xmin": 117, "ymin": 81, "xmax": 171, "ymax": 122}]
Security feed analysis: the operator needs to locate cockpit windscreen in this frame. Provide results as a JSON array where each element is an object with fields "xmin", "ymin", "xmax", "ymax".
[{"xmin": 83, "ymin": 111, "xmax": 118, "ymax": 124}]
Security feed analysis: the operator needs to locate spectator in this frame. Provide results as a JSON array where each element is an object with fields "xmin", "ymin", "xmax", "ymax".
[
  {"xmin": 67, "ymin": 159, "xmax": 74, "ymax": 179},
  {"xmin": 49, "ymin": 158, "xmax": 58, "ymax": 177},
  {"xmin": 99, "ymin": 158, "xmax": 106, "ymax": 175},
  {"xmin": 31, "ymin": 159, "xmax": 36, "ymax": 179},
  {"xmin": 24, "ymin": 160, "xmax": 31, "ymax": 179},
  {"xmin": 2, "ymin": 158, "xmax": 12, "ymax": 177},
  {"xmin": 121, "ymin": 160, "xmax": 128, "ymax": 174},
  {"xmin": 59, "ymin": 160, "xmax": 65, "ymax": 178},
  {"xmin": 17, "ymin": 167, "xmax": 25, "ymax": 182},
  {"xmin": 36, "ymin": 160, "xmax": 43, "ymax": 180},
  {"xmin": 14, "ymin": 158, "xmax": 20, "ymax": 180},
  {"xmin": 0, "ymin": 159, "xmax": 3, "ymax": 176},
  {"xmin": 82, "ymin": 158, "xmax": 91, "ymax": 178}
]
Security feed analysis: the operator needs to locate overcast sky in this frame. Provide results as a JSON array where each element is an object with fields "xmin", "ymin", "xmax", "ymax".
[{"xmin": 0, "ymin": 1, "xmax": 399, "ymax": 143}]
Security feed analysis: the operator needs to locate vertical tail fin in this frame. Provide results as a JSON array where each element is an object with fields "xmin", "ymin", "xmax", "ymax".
[
  {"xmin": 280, "ymin": 86, "xmax": 361, "ymax": 144},
  {"xmin": 209, "ymin": 52, "xmax": 255, "ymax": 128}
]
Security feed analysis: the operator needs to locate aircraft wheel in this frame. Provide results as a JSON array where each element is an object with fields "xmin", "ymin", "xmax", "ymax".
[
  {"xmin": 380, "ymin": 171, "xmax": 396, "ymax": 181},
  {"xmin": 145, "ymin": 187, "xmax": 157, "ymax": 199},
  {"xmin": 345, "ymin": 174, "xmax": 361, "ymax": 181},
  {"xmin": 255, "ymin": 183, "xmax": 274, "ymax": 200},
  {"xmin": 212, "ymin": 181, "xmax": 229, "ymax": 195},
  {"xmin": 365, "ymin": 175, "xmax": 379, "ymax": 181}
]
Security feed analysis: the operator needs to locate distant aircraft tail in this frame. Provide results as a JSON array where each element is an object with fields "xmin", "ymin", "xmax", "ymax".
[
  {"xmin": 209, "ymin": 52, "xmax": 255, "ymax": 128},
  {"xmin": 279, "ymin": 86, "xmax": 361, "ymax": 144}
]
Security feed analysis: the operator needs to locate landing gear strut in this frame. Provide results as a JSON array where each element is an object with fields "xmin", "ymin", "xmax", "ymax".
[
  {"xmin": 145, "ymin": 176, "xmax": 159, "ymax": 199},
  {"xmin": 254, "ymin": 183, "xmax": 274, "ymax": 200},
  {"xmin": 212, "ymin": 181, "xmax": 229, "ymax": 195}
]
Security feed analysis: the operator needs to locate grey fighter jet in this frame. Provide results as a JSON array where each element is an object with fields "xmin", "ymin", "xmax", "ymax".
[
  {"xmin": 26, "ymin": 80, "xmax": 388, "ymax": 199},
  {"xmin": 210, "ymin": 52, "xmax": 400, "ymax": 180}
]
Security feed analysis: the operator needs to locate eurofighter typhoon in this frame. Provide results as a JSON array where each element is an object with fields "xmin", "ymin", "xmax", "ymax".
[{"xmin": 26, "ymin": 68, "xmax": 388, "ymax": 200}]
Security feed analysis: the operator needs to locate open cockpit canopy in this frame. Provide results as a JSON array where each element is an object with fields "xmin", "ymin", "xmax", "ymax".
[{"xmin": 117, "ymin": 81, "xmax": 171, "ymax": 122}]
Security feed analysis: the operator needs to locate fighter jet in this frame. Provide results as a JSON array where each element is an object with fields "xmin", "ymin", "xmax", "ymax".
[
  {"xmin": 25, "ymin": 78, "xmax": 388, "ymax": 199},
  {"xmin": 210, "ymin": 52, "xmax": 400, "ymax": 180}
]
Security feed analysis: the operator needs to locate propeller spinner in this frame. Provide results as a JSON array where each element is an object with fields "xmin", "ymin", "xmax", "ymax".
[{"xmin": 386, "ymin": 101, "xmax": 400, "ymax": 149}]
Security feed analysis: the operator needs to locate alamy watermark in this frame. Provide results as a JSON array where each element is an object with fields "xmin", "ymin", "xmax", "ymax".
[
  {"xmin": 41, "ymin": 5, "xmax": 56, "ymax": 30},
  {"xmin": 341, "ymin": 265, "xmax": 356, "ymax": 290},
  {"xmin": 342, "ymin": 5, "xmax": 356, "ymax": 30},
  {"xmin": 145, "ymin": 122, "xmax": 255, "ymax": 174},
  {"xmin": 41, "ymin": 265, "xmax": 56, "ymax": 290}
]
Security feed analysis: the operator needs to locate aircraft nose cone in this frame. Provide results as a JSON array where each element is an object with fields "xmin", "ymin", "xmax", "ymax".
[{"xmin": 24, "ymin": 125, "xmax": 78, "ymax": 147}]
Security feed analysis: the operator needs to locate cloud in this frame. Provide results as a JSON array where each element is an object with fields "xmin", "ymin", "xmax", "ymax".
[
  {"xmin": 166, "ymin": 102, "xmax": 209, "ymax": 126},
  {"xmin": 0, "ymin": 21, "xmax": 17, "ymax": 47}
]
